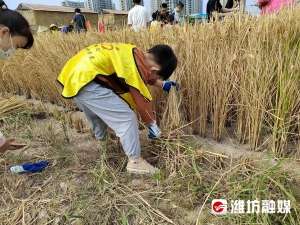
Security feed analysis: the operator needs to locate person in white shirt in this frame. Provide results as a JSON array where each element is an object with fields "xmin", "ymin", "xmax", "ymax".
[
  {"xmin": 128, "ymin": 0, "xmax": 151, "ymax": 32},
  {"xmin": 171, "ymin": 1, "xmax": 185, "ymax": 24}
]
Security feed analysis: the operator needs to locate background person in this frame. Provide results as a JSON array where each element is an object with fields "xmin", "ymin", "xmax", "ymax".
[
  {"xmin": 49, "ymin": 23, "xmax": 59, "ymax": 32},
  {"xmin": 206, "ymin": 0, "xmax": 239, "ymax": 21},
  {"xmin": 128, "ymin": 0, "xmax": 151, "ymax": 32},
  {"xmin": 61, "ymin": 24, "xmax": 74, "ymax": 33},
  {"xmin": 257, "ymin": 0, "xmax": 295, "ymax": 14},
  {"xmin": 225, "ymin": 0, "xmax": 241, "ymax": 8},
  {"xmin": 152, "ymin": 3, "xmax": 170, "ymax": 24},
  {"xmin": 170, "ymin": 1, "xmax": 185, "ymax": 24},
  {"xmin": 72, "ymin": 8, "xmax": 87, "ymax": 33},
  {"xmin": 0, "ymin": 1, "xmax": 34, "ymax": 153}
]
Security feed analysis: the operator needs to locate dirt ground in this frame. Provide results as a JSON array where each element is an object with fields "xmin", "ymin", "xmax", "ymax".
[{"xmin": 0, "ymin": 103, "xmax": 299, "ymax": 225}]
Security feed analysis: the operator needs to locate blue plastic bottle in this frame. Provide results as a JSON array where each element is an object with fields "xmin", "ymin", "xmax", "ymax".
[{"xmin": 10, "ymin": 161, "xmax": 49, "ymax": 174}]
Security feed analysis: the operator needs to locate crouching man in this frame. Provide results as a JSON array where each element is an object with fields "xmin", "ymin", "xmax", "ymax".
[{"xmin": 58, "ymin": 43, "xmax": 178, "ymax": 175}]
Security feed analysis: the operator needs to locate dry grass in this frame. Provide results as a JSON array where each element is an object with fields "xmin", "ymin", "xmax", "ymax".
[
  {"xmin": 0, "ymin": 108, "xmax": 299, "ymax": 225},
  {"xmin": 0, "ymin": 97, "xmax": 27, "ymax": 118},
  {"xmin": 0, "ymin": 10, "xmax": 299, "ymax": 156},
  {"xmin": 1, "ymin": 9, "xmax": 300, "ymax": 225}
]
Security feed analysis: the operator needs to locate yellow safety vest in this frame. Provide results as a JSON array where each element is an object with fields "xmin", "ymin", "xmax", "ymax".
[{"xmin": 57, "ymin": 43, "xmax": 152, "ymax": 109}]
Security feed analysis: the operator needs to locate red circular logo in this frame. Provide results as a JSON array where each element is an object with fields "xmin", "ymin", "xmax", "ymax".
[{"xmin": 212, "ymin": 201, "xmax": 225, "ymax": 213}]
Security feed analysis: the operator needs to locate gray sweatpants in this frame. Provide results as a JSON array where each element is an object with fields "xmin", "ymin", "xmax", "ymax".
[{"xmin": 74, "ymin": 82, "xmax": 141, "ymax": 158}]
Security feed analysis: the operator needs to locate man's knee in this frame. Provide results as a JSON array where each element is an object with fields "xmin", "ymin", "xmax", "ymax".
[
  {"xmin": 126, "ymin": 111, "xmax": 139, "ymax": 130},
  {"xmin": 115, "ymin": 113, "xmax": 138, "ymax": 138},
  {"xmin": 74, "ymin": 97, "xmax": 83, "ymax": 111}
]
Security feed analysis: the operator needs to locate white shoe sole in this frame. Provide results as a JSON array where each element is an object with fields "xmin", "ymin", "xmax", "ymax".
[{"xmin": 127, "ymin": 167, "xmax": 158, "ymax": 175}]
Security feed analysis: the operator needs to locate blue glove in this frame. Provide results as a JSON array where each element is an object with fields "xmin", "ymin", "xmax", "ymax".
[
  {"xmin": 148, "ymin": 122, "xmax": 161, "ymax": 139},
  {"xmin": 162, "ymin": 80, "xmax": 179, "ymax": 93}
]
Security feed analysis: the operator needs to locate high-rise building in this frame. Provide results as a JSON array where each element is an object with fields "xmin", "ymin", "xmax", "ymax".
[
  {"xmin": 120, "ymin": 0, "xmax": 132, "ymax": 10},
  {"xmin": 62, "ymin": 0, "xmax": 85, "ymax": 8},
  {"xmin": 151, "ymin": 0, "xmax": 161, "ymax": 12},
  {"xmin": 192, "ymin": 0, "xmax": 201, "ymax": 14},
  {"xmin": 120, "ymin": 0, "xmax": 144, "ymax": 11},
  {"xmin": 162, "ymin": 0, "xmax": 201, "ymax": 15},
  {"xmin": 184, "ymin": 0, "xmax": 194, "ymax": 15},
  {"xmin": 166, "ymin": 0, "xmax": 175, "ymax": 12},
  {"xmin": 151, "ymin": 0, "xmax": 162, "ymax": 12},
  {"xmin": 84, "ymin": 0, "xmax": 113, "ymax": 12}
]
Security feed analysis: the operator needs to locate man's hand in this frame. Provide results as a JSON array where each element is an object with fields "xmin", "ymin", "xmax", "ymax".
[
  {"xmin": 148, "ymin": 122, "xmax": 161, "ymax": 139},
  {"xmin": 0, "ymin": 137, "xmax": 26, "ymax": 153},
  {"xmin": 162, "ymin": 80, "xmax": 179, "ymax": 92}
]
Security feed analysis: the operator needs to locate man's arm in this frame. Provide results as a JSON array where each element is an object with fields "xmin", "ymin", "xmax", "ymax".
[
  {"xmin": 0, "ymin": 137, "xmax": 25, "ymax": 153},
  {"xmin": 129, "ymin": 87, "xmax": 156, "ymax": 125},
  {"xmin": 169, "ymin": 12, "xmax": 175, "ymax": 24},
  {"xmin": 81, "ymin": 15, "xmax": 87, "ymax": 29},
  {"xmin": 129, "ymin": 88, "xmax": 161, "ymax": 139},
  {"xmin": 152, "ymin": 11, "xmax": 158, "ymax": 21},
  {"xmin": 154, "ymin": 79, "xmax": 164, "ymax": 88},
  {"xmin": 71, "ymin": 15, "xmax": 76, "ymax": 24},
  {"xmin": 128, "ymin": 11, "xmax": 133, "ymax": 27},
  {"xmin": 221, "ymin": 7, "xmax": 238, "ymax": 13},
  {"xmin": 146, "ymin": 10, "xmax": 152, "ymax": 27}
]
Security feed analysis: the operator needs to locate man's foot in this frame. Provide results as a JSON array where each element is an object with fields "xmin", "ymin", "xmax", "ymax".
[{"xmin": 127, "ymin": 157, "xmax": 159, "ymax": 175}]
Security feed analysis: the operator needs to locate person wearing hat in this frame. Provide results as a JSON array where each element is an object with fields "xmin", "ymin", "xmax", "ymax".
[
  {"xmin": 49, "ymin": 24, "xmax": 59, "ymax": 32},
  {"xmin": 206, "ymin": 0, "xmax": 239, "ymax": 22}
]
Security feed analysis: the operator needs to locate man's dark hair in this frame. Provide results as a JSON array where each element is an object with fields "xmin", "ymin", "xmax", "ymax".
[
  {"xmin": 133, "ymin": 0, "xmax": 142, "ymax": 4},
  {"xmin": 0, "ymin": 8, "xmax": 34, "ymax": 49},
  {"xmin": 148, "ymin": 45, "xmax": 177, "ymax": 80},
  {"xmin": 75, "ymin": 8, "xmax": 81, "ymax": 13},
  {"xmin": 161, "ymin": 3, "xmax": 168, "ymax": 8},
  {"xmin": 177, "ymin": 1, "xmax": 184, "ymax": 8}
]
